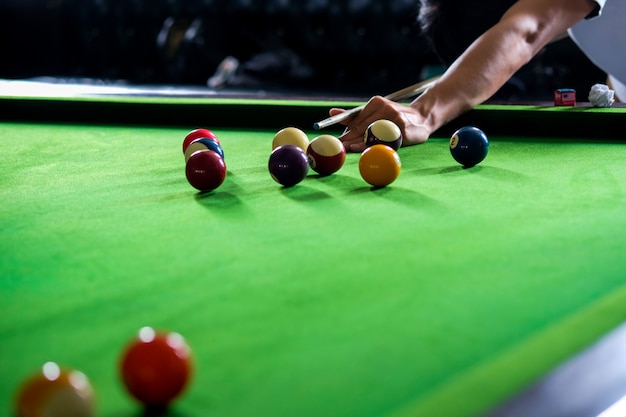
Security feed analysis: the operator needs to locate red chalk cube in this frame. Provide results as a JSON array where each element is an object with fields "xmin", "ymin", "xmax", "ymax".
[{"xmin": 554, "ymin": 89, "xmax": 576, "ymax": 106}]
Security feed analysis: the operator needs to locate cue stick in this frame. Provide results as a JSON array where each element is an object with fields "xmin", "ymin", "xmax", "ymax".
[{"xmin": 313, "ymin": 75, "xmax": 441, "ymax": 130}]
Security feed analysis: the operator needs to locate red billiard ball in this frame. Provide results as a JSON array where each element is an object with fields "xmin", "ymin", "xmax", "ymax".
[
  {"xmin": 182, "ymin": 128, "xmax": 219, "ymax": 154},
  {"xmin": 184, "ymin": 137, "xmax": 224, "ymax": 162},
  {"xmin": 364, "ymin": 119, "xmax": 402, "ymax": 150},
  {"xmin": 185, "ymin": 149, "xmax": 227, "ymax": 192},
  {"xmin": 449, "ymin": 126, "xmax": 489, "ymax": 167},
  {"xmin": 14, "ymin": 362, "xmax": 95, "ymax": 417},
  {"xmin": 119, "ymin": 327, "xmax": 192, "ymax": 408},
  {"xmin": 268, "ymin": 145, "xmax": 310, "ymax": 187},
  {"xmin": 358, "ymin": 144, "xmax": 402, "ymax": 187},
  {"xmin": 306, "ymin": 134, "xmax": 346, "ymax": 176}
]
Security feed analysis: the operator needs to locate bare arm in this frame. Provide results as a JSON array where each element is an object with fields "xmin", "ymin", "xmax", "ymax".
[{"xmin": 335, "ymin": 0, "xmax": 597, "ymax": 152}]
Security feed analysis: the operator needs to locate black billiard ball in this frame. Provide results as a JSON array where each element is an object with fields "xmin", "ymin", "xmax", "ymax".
[
  {"xmin": 449, "ymin": 126, "xmax": 489, "ymax": 167},
  {"xmin": 268, "ymin": 145, "xmax": 309, "ymax": 187}
]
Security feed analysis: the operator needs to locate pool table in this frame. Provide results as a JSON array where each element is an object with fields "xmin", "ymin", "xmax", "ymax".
[{"xmin": 2, "ymin": 84, "xmax": 626, "ymax": 417}]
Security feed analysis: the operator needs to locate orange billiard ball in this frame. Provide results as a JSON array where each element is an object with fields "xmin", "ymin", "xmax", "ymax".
[
  {"xmin": 358, "ymin": 144, "xmax": 402, "ymax": 187},
  {"xmin": 119, "ymin": 327, "xmax": 192, "ymax": 409},
  {"xmin": 14, "ymin": 362, "xmax": 95, "ymax": 417}
]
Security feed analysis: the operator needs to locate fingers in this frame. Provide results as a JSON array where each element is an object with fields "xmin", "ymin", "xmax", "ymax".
[
  {"xmin": 339, "ymin": 128, "xmax": 366, "ymax": 152},
  {"xmin": 328, "ymin": 108, "xmax": 344, "ymax": 117},
  {"xmin": 329, "ymin": 107, "xmax": 365, "ymax": 152},
  {"xmin": 336, "ymin": 96, "xmax": 390, "ymax": 152},
  {"xmin": 331, "ymin": 96, "xmax": 430, "ymax": 152}
]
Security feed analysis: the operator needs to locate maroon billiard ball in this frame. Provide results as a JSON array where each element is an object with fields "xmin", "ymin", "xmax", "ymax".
[
  {"xmin": 185, "ymin": 149, "xmax": 226, "ymax": 192},
  {"xmin": 306, "ymin": 134, "xmax": 346, "ymax": 176},
  {"xmin": 364, "ymin": 119, "xmax": 402, "ymax": 150},
  {"xmin": 119, "ymin": 327, "xmax": 192, "ymax": 408},
  {"xmin": 268, "ymin": 145, "xmax": 309, "ymax": 187},
  {"xmin": 182, "ymin": 128, "xmax": 219, "ymax": 154}
]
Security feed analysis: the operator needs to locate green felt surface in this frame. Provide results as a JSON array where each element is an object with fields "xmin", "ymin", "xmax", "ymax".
[{"xmin": 2, "ymin": 121, "xmax": 626, "ymax": 417}]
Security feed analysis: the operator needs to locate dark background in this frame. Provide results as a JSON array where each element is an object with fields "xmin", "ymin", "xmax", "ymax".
[{"xmin": 0, "ymin": 0, "xmax": 606, "ymax": 100}]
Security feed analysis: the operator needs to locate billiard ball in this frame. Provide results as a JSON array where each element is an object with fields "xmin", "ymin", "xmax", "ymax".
[
  {"xmin": 268, "ymin": 145, "xmax": 309, "ymax": 187},
  {"xmin": 184, "ymin": 137, "xmax": 224, "ymax": 162},
  {"xmin": 119, "ymin": 327, "xmax": 192, "ymax": 408},
  {"xmin": 306, "ymin": 134, "xmax": 346, "ymax": 176},
  {"xmin": 449, "ymin": 126, "xmax": 489, "ymax": 167},
  {"xmin": 358, "ymin": 144, "xmax": 402, "ymax": 187},
  {"xmin": 14, "ymin": 361, "xmax": 95, "ymax": 417},
  {"xmin": 183, "ymin": 128, "xmax": 219, "ymax": 154},
  {"xmin": 185, "ymin": 149, "xmax": 227, "ymax": 192},
  {"xmin": 272, "ymin": 127, "xmax": 309, "ymax": 152},
  {"xmin": 364, "ymin": 119, "xmax": 402, "ymax": 150}
]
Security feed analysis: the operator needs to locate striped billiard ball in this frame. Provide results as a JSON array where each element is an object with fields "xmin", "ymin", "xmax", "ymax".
[
  {"xmin": 364, "ymin": 119, "xmax": 402, "ymax": 150},
  {"xmin": 184, "ymin": 137, "xmax": 224, "ymax": 162},
  {"xmin": 306, "ymin": 134, "xmax": 346, "ymax": 176}
]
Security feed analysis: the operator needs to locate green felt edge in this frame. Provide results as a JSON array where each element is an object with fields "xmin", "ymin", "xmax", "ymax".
[
  {"xmin": 387, "ymin": 282, "xmax": 626, "ymax": 417},
  {"xmin": 0, "ymin": 93, "xmax": 360, "ymax": 108},
  {"xmin": 1, "ymin": 93, "xmax": 625, "ymax": 113}
]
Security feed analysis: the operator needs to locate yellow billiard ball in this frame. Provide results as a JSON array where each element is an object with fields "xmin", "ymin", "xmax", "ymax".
[
  {"xmin": 272, "ymin": 127, "xmax": 310, "ymax": 152},
  {"xmin": 358, "ymin": 144, "xmax": 401, "ymax": 187}
]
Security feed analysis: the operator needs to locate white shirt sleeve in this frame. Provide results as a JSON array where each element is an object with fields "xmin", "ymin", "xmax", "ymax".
[
  {"xmin": 588, "ymin": 0, "xmax": 607, "ymax": 17},
  {"xmin": 568, "ymin": 0, "xmax": 626, "ymax": 99}
]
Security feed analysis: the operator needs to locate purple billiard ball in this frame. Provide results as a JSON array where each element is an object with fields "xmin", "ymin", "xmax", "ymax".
[
  {"xmin": 449, "ymin": 126, "xmax": 489, "ymax": 167},
  {"xmin": 268, "ymin": 145, "xmax": 309, "ymax": 187},
  {"xmin": 364, "ymin": 119, "xmax": 402, "ymax": 150}
]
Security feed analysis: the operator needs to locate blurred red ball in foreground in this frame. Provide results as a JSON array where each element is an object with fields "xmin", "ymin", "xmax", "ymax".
[
  {"xmin": 119, "ymin": 327, "xmax": 192, "ymax": 408},
  {"xmin": 14, "ymin": 361, "xmax": 95, "ymax": 417}
]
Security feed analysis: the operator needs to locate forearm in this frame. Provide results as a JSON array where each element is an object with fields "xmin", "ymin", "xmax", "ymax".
[{"xmin": 412, "ymin": 0, "xmax": 597, "ymax": 134}]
